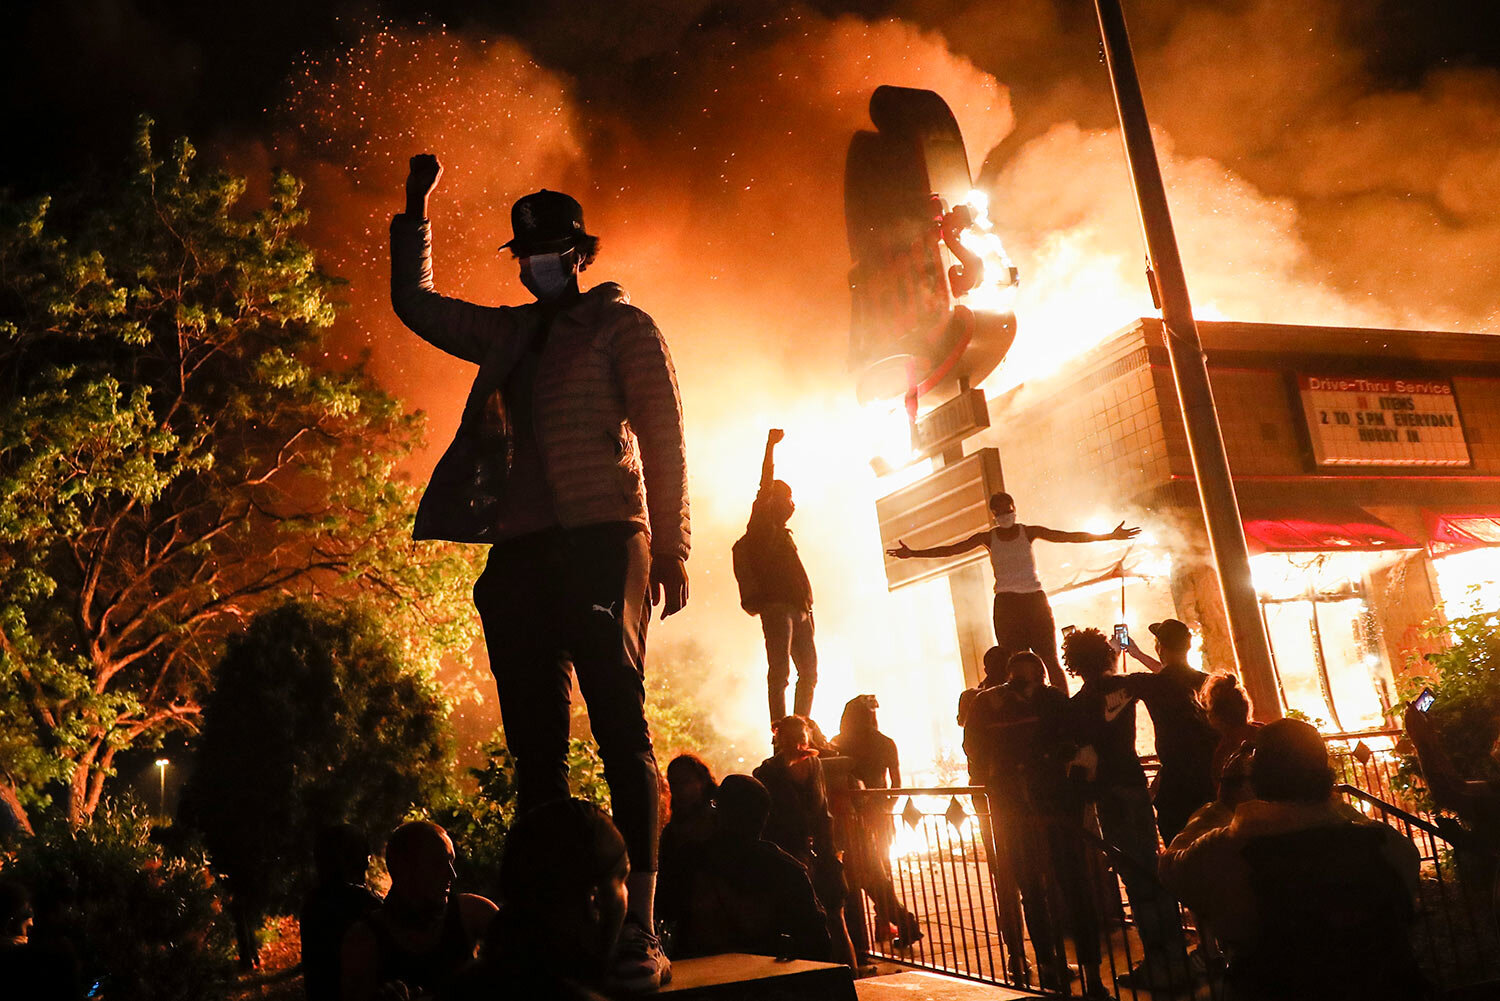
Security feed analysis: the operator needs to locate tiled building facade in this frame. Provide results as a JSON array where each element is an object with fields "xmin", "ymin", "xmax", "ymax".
[{"xmin": 967, "ymin": 319, "xmax": 1500, "ymax": 728}]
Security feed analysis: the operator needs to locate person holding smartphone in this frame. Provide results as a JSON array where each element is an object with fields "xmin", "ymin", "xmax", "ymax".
[{"xmin": 888, "ymin": 492, "xmax": 1138, "ymax": 689}]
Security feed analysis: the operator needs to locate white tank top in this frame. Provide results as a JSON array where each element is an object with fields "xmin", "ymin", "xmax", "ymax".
[{"xmin": 989, "ymin": 525, "xmax": 1042, "ymax": 593}]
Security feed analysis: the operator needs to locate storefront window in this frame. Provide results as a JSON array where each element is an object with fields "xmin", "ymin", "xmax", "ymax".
[
  {"xmin": 1251, "ymin": 552, "xmax": 1402, "ymax": 732},
  {"xmin": 1432, "ymin": 547, "xmax": 1500, "ymax": 619}
]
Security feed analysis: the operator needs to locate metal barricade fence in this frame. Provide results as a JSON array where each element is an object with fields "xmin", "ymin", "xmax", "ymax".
[
  {"xmin": 838, "ymin": 787, "xmax": 1211, "ymax": 1000},
  {"xmin": 839, "ymin": 785, "xmax": 1499, "ymax": 999},
  {"xmin": 1338, "ymin": 784, "xmax": 1500, "ymax": 992},
  {"xmin": 1325, "ymin": 728, "xmax": 1431, "ymax": 820}
]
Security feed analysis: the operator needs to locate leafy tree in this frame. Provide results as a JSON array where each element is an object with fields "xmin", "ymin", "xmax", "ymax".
[
  {"xmin": 6, "ymin": 802, "xmax": 236, "ymax": 1001},
  {"xmin": 179, "ymin": 599, "xmax": 451, "ymax": 966},
  {"xmin": 0, "ymin": 119, "xmax": 481, "ymax": 826}
]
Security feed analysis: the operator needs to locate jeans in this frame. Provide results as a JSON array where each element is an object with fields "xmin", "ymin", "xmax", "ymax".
[
  {"xmin": 473, "ymin": 522, "xmax": 660, "ymax": 871},
  {"xmin": 991, "ymin": 590, "xmax": 1064, "ymax": 688},
  {"xmin": 762, "ymin": 604, "xmax": 817, "ymax": 721},
  {"xmin": 1093, "ymin": 784, "xmax": 1187, "ymax": 965}
]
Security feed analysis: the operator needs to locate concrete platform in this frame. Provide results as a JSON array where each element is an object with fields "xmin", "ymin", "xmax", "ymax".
[
  {"xmin": 661, "ymin": 953, "xmax": 856, "ymax": 1000},
  {"xmin": 854, "ymin": 970, "xmax": 1036, "ymax": 1000}
]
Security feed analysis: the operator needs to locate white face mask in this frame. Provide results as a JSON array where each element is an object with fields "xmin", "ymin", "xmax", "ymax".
[
  {"xmin": 994, "ymin": 512, "xmax": 1016, "ymax": 529},
  {"xmin": 525, "ymin": 252, "xmax": 572, "ymax": 300}
]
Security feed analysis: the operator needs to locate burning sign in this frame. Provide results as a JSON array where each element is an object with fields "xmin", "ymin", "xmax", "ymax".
[{"xmin": 845, "ymin": 86, "xmax": 1018, "ymax": 416}]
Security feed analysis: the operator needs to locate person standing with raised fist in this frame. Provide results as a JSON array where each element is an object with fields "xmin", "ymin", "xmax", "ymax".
[
  {"xmin": 390, "ymin": 154, "xmax": 688, "ymax": 992},
  {"xmin": 733, "ymin": 428, "xmax": 818, "ymax": 724}
]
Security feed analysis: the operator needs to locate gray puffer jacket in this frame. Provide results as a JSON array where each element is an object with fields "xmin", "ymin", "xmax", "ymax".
[{"xmin": 390, "ymin": 214, "xmax": 690, "ymax": 560}]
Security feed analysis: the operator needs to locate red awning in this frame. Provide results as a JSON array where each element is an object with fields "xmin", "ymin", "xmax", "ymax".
[
  {"xmin": 1425, "ymin": 512, "xmax": 1500, "ymax": 549},
  {"xmin": 1241, "ymin": 506, "xmax": 1419, "ymax": 554}
]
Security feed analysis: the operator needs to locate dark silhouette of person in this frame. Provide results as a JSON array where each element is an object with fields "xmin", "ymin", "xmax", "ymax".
[
  {"xmin": 669, "ymin": 774, "xmax": 832, "ymax": 962},
  {"xmin": 733, "ymin": 429, "xmax": 817, "ymax": 722},
  {"xmin": 829, "ymin": 695, "xmax": 920, "ymax": 952},
  {"xmin": 958, "ymin": 646, "xmax": 1009, "ymax": 783},
  {"xmin": 393, "ymin": 154, "xmax": 688, "ymax": 991},
  {"xmin": 657, "ymin": 754, "xmax": 719, "ymax": 941},
  {"xmin": 1114, "ymin": 618, "xmax": 1219, "ymax": 843},
  {"xmin": 443, "ymin": 799, "xmax": 629, "ymax": 1001},
  {"xmin": 1203, "ymin": 673, "xmax": 1262, "ymax": 785},
  {"xmin": 1063, "ymin": 628, "xmax": 1190, "ymax": 990},
  {"xmin": 301, "ymin": 825, "xmax": 379, "ymax": 1001},
  {"xmin": 754, "ymin": 715, "xmax": 856, "ymax": 966},
  {"xmin": 968, "ymin": 652, "xmax": 1105, "ymax": 994},
  {"xmin": 888, "ymin": 492, "xmax": 1138, "ymax": 689},
  {"xmin": 341, "ymin": 821, "xmax": 496, "ymax": 1001},
  {"xmin": 1161, "ymin": 719, "xmax": 1425, "ymax": 1001},
  {"xmin": 0, "ymin": 879, "xmax": 83, "ymax": 1001}
]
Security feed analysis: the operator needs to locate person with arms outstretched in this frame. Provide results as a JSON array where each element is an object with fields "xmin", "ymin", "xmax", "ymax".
[
  {"xmin": 391, "ymin": 155, "xmax": 688, "ymax": 992},
  {"xmin": 733, "ymin": 429, "xmax": 817, "ymax": 722},
  {"xmin": 888, "ymin": 491, "xmax": 1137, "ymax": 689}
]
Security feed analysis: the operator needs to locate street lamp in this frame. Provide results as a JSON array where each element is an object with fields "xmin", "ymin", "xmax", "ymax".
[{"xmin": 155, "ymin": 758, "xmax": 169, "ymax": 819}]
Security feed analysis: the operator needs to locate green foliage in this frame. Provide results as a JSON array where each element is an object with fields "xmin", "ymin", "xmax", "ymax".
[
  {"xmin": 1397, "ymin": 609, "xmax": 1500, "ymax": 808},
  {"xmin": 0, "ymin": 119, "xmax": 481, "ymax": 824},
  {"xmin": 179, "ymin": 599, "xmax": 452, "ymax": 952},
  {"xmin": 4, "ymin": 801, "xmax": 236, "ymax": 1001},
  {"xmin": 431, "ymin": 730, "xmax": 608, "ymax": 898},
  {"xmin": 432, "ymin": 641, "xmax": 735, "ymax": 899},
  {"xmin": 643, "ymin": 639, "xmax": 732, "ymax": 768}
]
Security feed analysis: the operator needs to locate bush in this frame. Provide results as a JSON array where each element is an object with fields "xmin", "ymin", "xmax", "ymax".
[
  {"xmin": 180, "ymin": 599, "xmax": 452, "ymax": 965},
  {"xmin": 1397, "ymin": 608, "xmax": 1500, "ymax": 810},
  {"xmin": 4, "ymin": 802, "xmax": 236, "ymax": 1001}
]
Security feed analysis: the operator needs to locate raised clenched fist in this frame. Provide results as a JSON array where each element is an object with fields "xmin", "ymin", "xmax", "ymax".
[{"xmin": 405, "ymin": 154, "xmax": 443, "ymax": 214}]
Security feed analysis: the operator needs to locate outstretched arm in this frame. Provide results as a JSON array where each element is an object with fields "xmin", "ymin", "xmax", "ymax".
[
  {"xmin": 760, "ymin": 428, "xmax": 784, "ymax": 494},
  {"xmin": 887, "ymin": 531, "xmax": 990, "ymax": 560},
  {"xmin": 390, "ymin": 153, "xmax": 513, "ymax": 365},
  {"xmin": 1028, "ymin": 520, "xmax": 1140, "ymax": 544},
  {"xmin": 1122, "ymin": 637, "xmax": 1163, "ymax": 672}
]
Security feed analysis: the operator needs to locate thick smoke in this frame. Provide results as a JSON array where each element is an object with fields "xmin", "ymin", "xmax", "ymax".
[{"xmin": 253, "ymin": 2, "xmax": 1500, "ymax": 775}]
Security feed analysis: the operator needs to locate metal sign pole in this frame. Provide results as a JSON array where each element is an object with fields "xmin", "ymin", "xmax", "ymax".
[{"xmin": 1093, "ymin": 0, "xmax": 1282, "ymax": 720}]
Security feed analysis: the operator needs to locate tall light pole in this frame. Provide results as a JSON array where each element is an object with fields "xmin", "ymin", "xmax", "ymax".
[
  {"xmin": 155, "ymin": 758, "xmax": 169, "ymax": 819},
  {"xmin": 1093, "ymin": 0, "xmax": 1282, "ymax": 720}
]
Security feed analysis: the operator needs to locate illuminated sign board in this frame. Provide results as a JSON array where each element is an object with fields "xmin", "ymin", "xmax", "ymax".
[
  {"xmin": 1296, "ymin": 374, "xmax": 1469, "ymax": 467},
  {"xmin": 876, "ymin": 447, "xmax": 1004, "ymax": 589}
]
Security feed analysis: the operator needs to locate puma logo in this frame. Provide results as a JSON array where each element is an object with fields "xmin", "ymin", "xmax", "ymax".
[{"xmin": 591, "ymin": 601, "xmax": 618, "ymax": 620}]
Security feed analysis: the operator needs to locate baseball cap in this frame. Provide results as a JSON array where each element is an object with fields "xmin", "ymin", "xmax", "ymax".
[
  {"xmin": 500, "ymin": 189, "xmax": 588, "ymax": 256},
  {"xmin": 1148, "ymin": 618, "xmax": 1192, "ymax": 647}
]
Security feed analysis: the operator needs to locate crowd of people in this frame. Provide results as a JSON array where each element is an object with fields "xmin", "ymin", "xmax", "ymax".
[
  {"xmin": 955, "ymin": 621, "xmax": 1425, "ymax": 1000},
  {"xmin": 310, "ymin": 160, "xmax": 1428, "ymax": 1000},
  {"xmin": 294, "ymin": 694, "xmax": 919, "ymax": 1000},
  {"xmin": 285, "ymin": 614, "xmax": 1427, "ymax": 1001}
]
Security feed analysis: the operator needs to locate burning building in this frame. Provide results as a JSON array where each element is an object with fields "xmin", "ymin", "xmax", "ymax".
[{"xmin": 885, "ymin": 318, "xmax": 1500, "ymax": 731}]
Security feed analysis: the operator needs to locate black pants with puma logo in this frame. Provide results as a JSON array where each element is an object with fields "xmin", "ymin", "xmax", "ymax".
[{"xmin": 474, "ymin": 521, "xmax": 659, "ymax": 870}]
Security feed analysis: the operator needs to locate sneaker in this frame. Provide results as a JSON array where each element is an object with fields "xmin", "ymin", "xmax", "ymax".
[{"xmin": 611, "ymin": 915, "xmax": 672, "ymax": 993}]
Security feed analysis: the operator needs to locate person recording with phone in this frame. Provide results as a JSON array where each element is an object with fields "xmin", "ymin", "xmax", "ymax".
[
  {"xmin": 1111, "ymin": 618, "xmax": 1218, "ymax": 843},
  {"xmin": 887, "ymin": 492, "xmax": 1138, "ymax": 690}
]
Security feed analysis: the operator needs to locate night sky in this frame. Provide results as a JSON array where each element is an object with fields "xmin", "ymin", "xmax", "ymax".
[
  {"xmin": 4, "ymin": 0, "xmax": 1500, "ymax": 195},
  {"xmin": 9, "ymin": 0, "xmax": 1500, "ymax": 760}
]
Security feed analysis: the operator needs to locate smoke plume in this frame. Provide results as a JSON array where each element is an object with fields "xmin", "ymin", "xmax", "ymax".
[{"xmin": 245, "ymin": 1, "xmax": 1500, "ymax": 774}]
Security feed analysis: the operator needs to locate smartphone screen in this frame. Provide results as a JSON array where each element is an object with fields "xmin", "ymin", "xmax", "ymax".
[
  {"xmin": 1062, "ymin": 624, "xmax": 1077, "ymax": 637},
  {"xmin": 1415, "ymin": 688, "xmax": 1436, "ymax": 713},
  {"xmin": 1114, "ymin": 623, "xmax": 1129, "ymax": 647}
]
